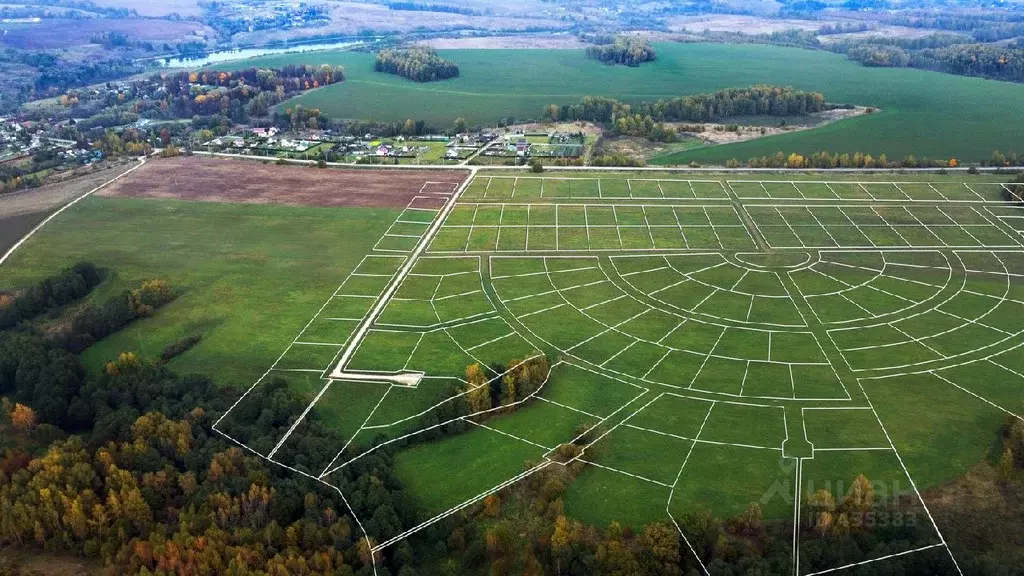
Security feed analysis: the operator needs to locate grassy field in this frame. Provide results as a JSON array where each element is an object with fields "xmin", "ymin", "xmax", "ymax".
[
  {"xmin": 11, "ymin": 168, "xmax": 1021, "ymax": 570},
  {"xmin": 254, "ymin": 170, "xmax": 1024, "ymax": 572},
  {"xmin": 224, "ymin": 43, "xmax": 1024, "ymax": 163},
  {"xmin": 0, "ymin": 196, "xmax": 398, "ymax": 387}
]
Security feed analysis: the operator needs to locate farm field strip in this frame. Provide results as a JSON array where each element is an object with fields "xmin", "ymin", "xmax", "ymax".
[
  {"xmin": 210, "ymin": 170, "xmax": 1024, "ymax": 575},
  {"xmin": 746, "ymin": 203, "xmax": 1021, "ymax": 249},
  {"xmin": 727, "ymin": 180, "xmax": 1010, "ymax": 203},
  {"xmin": 463, "ymin": 175, "xmax": 732, "ymax": 201},
  {"xmin": 428, "ymin": 202, "xmax": 758, "ymax": 252}
]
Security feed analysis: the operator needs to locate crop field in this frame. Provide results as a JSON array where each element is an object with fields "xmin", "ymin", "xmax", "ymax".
[
  {"xmin": 212, "ymin": 169, "xmax": 1024, "ymax": 575},
  {"xmin": 228, "ymin": 43, "xmax": 1024, "ymax": 163}
]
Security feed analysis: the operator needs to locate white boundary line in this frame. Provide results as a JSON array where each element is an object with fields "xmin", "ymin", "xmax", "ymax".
[{"xmin": 0, "ymin": 157, "xmax": 147, "ymax": 266}]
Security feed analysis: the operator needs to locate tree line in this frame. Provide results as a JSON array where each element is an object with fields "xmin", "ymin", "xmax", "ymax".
[
  {"xmin": 585, "ymin": 36, "xmax": 657, "ymax": 67},
  {"xmin": 544, "ymin": 86, "xmax": 825, "ymax": 143},
  {"xmin": 695, "ymin": 27, "xmax": 1024, "ymax": 84},
  {"xmin": 547, "ymin": 86, "xmax": 826, "ymax": 125},
  {"xmin": 729, "ymin": 150, "xmax": 961, "ymax": 169},
  {"xmin": 385, "ymin": 1, "xmax": 480, "ymax": 15},
  {"xmin": 374, "ymin": 47, "xmax": 460, "ymax": 82},
  {"xmin": 0, "ymin": 264, "xmax": 412, "ymax": 574}
]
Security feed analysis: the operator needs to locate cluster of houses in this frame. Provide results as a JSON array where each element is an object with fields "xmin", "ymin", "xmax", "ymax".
[
  {"xmin": 0, "ymin": 118, "xmax": 97, "ymax": 165},
  {"xmin": 482, "ymin": 131, "xmax": 586, "ymax": 159},
  {"xmin": 199, "ymin": 128, "xmax": 499, "ymax": 161}
]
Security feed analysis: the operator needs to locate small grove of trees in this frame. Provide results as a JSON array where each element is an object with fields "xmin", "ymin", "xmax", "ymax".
[
  {"xmin": 733, "ymin": 150, "xmax": 961, "ymax": 169},
  {"xmin": 0, "ymin": 262, "xmax": 101, "ymax": 330},
  {"xmin": 585, "ymin": 36, "xmax": 657, "ymax": 67},
  {"xmin": 64, "ymin": 279, "xmax": 175, "ymax": 352},
  {"xmin": 374, "ymin": 47, "xmax": 459, "ymax": 82},
  {"xmin": 547, "ymin": 86, "xmax": 826, "ymax": 126},
  {"xmin": 1002, "ymin": 173, "xmax": 1024, "ymax": 204},
  {"xmin": 413, "ymin": 355, "xmax": 550, "ymax": 443}
]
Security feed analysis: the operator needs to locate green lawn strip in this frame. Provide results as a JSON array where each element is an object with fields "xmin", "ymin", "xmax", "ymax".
[
  {"xmin": 839, "ymin": 341, "xmax": 943, "ymax": 372},
  {"xmin": 405, "ymin": 329, "xmax": 477, "ymax": 377},
  {"xmin": 0, "ymin": 197, "xmax": 397, "ymax": 387},
  {"xmin": 348, "ymin": 329, "xmax": 423, "ymax": 371},
  {"xmin": 569, "ymin": 330, "xmax": 637, "ymax": 366},
  {"xmin": 540, "ymin": 363, "xmax": 645, "ymax": 418},
  {"xmin": 520, "ymin": 304, "xmax": 606, "ymax": 351},
  {"xmin": 741, "ymin": 362, "xmax": 795, "ymax": 398},
  {"xmin": 392, "ymin": 426, "xmax": 546, "ymax": 518},
  {"xmin": 603, "ymin": 340, "xmax": 674, "ymax": 379},
  {"xmin": 320, "ymin": 296, "xmax": 375, "ymax": 320},
  {"xmin": 670, "ymin": 443, "xmax": 795, "ymax": 520},
  {"xmin": 615, "ymin": 307, "xmax": 682, "ymax": 343},
  {"xmin": 643, "ymin": 350, "xmax": 708, "ymax": 386},
  {"xmin": 489, "ymin": 400, "xmax": 598, "ymax": 449},
  {"xmin": 748, "ymin": 298, "xmax": 806, "ymax": 327},
  {"xmin": 793, "ymin": 365, "xmax": 850, "ymax": 400},
  {"xmin": 802, "ymin": 408, "xmax": 891, "ymax": 450},
  {"xmin": 353, "ymin": 255, "xmax": 407, "ymax": 276},
  {"xmin": 932, "ymin": 359, "xmax": 1024, "ymax": 420},
  {"xmin": 627, "ymin": 394, "xmax": 714, "ymax": 438},
  {"xmin": 433, "ymin": 291, "xmax": 495, "ymax": 323},
  {"xmin": 589, "ymin": 425, "xmax": 691, "ymax": 485},
  {"xmin": 364, "ymin": 377, "xmax": 462, "ymax": 428},
  {"xmin": 465, "ymin": 333, "xmax": 542, "ymax": 368},
  {"xmin": 297, "ymin": 318, "xmax": 357, "ymax": 345},
  {"xmin": 376, "ymin": 299, "xmax": 440, "ymax": 328},
  {"xmin": 860, "ymin": 371, "xmax": 1008, "ymax": 488},
  {"xmin": 659, "ymin": 319, "xmax": 724, "ymax": 353},
  {"xmin": 689, "ymin": 355, "xmax": 747, "ymax": 395},
  {"xmin": 699, "ymin": 401, "xmax": 788, "ymax": 449},
  {"xmin": 563, "ymin": 464, "xmax": 670, "ymax": 530},
  {"xmin": 434, "ymin": 273, "xmax": 485, "ymax": 300}
]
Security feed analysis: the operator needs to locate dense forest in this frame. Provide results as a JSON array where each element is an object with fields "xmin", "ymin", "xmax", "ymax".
[
  {"xmin": 374, "ymin": 47, "xmax": 460, "ymax": 82},
  {"xmin": 585, "ymin": 36, "xmax": 657, "ymax": 67},
  {"xmin": 2, "ymin": 260, "xmax": 1024, "ymax": 574},
  {"xmin": 545, "ymin": 86, "xmax": 825, "ymax": 142},
  {"xmin": 548, "ymin": 86, "xmax": 825, "ymax": 125},
  {"xmin": 696, "ymin": 28, "xmax": 1024, "ymax": 84}
]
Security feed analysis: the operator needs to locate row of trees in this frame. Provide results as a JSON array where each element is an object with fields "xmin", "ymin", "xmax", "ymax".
[
  {"xmin": 374, "ymin": 47, "xmax": 460, "ymax": 82},
  {"xmin": 843, "ymin": 42, "xmax": 1024, "ymax": 82},
  {"xmin": 0, "ymin": 263, "xmax": 412, "ymax": 575},
  {"xmin": 546, "ymin": 86, "xmax": 826, "ymax": 126},
  {"xmin": 585, "ymin": 37, "xmax": 657, "ymax": 67},
  {"xmin": 730, "ymin": 150, "xmax": 960, "ymax": 169},
  {"xmin": 0, "ymin": 262, "xmax": 100, "ymax": 330}
]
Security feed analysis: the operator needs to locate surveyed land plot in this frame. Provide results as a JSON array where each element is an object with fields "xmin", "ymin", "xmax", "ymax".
[
  {"xmin": 212, "ymin": 170, "xmax": 1024, "ymax": 574},
  {"xmin": 428, "ymin": 203, "xmax": 757, "ymax": 252},
  {"xmin": 727, "ymin": 180, "xmax": 1008, "ymax": 203},
  {"xmin": 460, "ymin": 176, "xmax": 732, "ymax": 201}
]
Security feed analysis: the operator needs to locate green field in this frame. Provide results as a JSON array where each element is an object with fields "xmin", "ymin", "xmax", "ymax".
[
  {"xmin": 226, "ymin": 43, "xmax": 1024, "ymax": 163},
  {"xmin": 236, "ymin": 170, "xmax": 1024, "ymax": 572},
  {"xmin": 9, "ymin": 168, "xmax": 1023, "ymax": 572},
  {"xmin": 0, "ymin": 196, "xmax": 398, "ymax": 387}
]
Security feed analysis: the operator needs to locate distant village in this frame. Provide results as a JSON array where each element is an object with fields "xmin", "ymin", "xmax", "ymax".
[{"xmin": 200, "ymin": 128, "xmax": 588, "ymax": 164}]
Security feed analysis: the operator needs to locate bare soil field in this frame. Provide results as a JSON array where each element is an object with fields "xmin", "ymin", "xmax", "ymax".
[
  {"xmin": 235, "ymin": 2, "xmax": 566, "ymax": 44},
  {"xmin": 685, "ymin": 106, "xmax": 870, "ymax": 145},
  {"xmin": 667, "ymin": 14, "xmax": 827, "ymax": 34},
  {"xmin": 0, "ymin": 162, "xmax": 137, "ymax": 219},
  {"xmin": 0, "ymin": 211, "xmax": 47, "ymax": 258},
  {"xmin": 98, "ymin": 157, "xmax": 468, "ymax": 208},
  {"xmin": 89, "ymin": 0, "xmax": 204, "ymax": 17}
]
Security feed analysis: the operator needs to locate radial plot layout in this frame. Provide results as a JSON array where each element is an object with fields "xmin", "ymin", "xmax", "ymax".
[{"xmin": 215, "ymin": 172, "xmax": 1024, "ymax": 576}]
